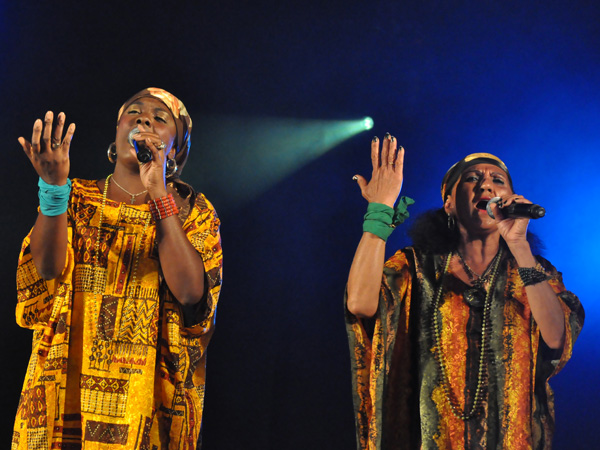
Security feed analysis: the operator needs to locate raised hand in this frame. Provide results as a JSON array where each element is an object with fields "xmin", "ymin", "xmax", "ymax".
[
  {"xmin": 19, "ymin": 111, "xmax": 75, "ymax": 186},
  {"xmin": 353, "ymin": 134, "xmax": 404, "ymax": 208}
]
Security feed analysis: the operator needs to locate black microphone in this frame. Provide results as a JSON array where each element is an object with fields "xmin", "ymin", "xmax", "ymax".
[
  {"xmin": 486, "ymin": 197, "xmax": 546, "ymax": 219},
  {"xmin": 128, "ymin": 128, "xmax": 152, "ymax": 163}
]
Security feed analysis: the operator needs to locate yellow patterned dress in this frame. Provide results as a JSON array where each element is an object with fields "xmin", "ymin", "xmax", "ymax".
[
  {"xmin": 13, "ymin": 178, "xmax": 223, "ymax": 450},
  {"xmin": 346, "ymin": 247, "xmax": 584, "ymax": 450}
]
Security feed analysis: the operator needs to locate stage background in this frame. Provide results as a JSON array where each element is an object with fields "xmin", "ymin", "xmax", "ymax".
[{"xmin": 1, "ymin": 1, "xmax": 598, "ymax": 448}]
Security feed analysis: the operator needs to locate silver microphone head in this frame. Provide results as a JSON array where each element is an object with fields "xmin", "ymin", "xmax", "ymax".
[
  {"xmin": 486, "ymin": 197, "xmax": 502, "ymax": 219},
  {"xmin": 128, "ymin": 127, "xmax": 140, "ymax": 147}
]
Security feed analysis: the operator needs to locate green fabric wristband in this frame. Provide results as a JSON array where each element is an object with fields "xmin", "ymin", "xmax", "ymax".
[
  {"xmin": 363, "ymin": 196, "xmax": 415, "ymax": 242},
  {"xmin": 38, "ymin": 177, "xmax": 72, "ymax": 216}
]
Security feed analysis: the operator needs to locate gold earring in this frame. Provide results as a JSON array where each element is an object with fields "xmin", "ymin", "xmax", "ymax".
[
  {"xmin": 165, "ymin": 158, "xmax": 178, "ymax": 177},
  {"xmin": 107, "ymin": 143, "xmax": 117, "ymax": 163}
]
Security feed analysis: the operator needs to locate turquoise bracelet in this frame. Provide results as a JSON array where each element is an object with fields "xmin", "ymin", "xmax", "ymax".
[
  {"xmin": 363, "ymin": 196, "xmax": 415, "ymax": 242},
  {"xmin": 38, "ymin": 177, "xmax": 72, "ymax": 216}
]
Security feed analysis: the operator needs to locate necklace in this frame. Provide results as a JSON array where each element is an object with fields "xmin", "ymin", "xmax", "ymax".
[
  {"xmin": 88, "ymin": 175, "xmax": 111, "ymax": 334},
  {"xmin": 90, "ymin": 175, "xmax": 151, "ymax": 328},
  {"xmin": 456, "ymin": 250, "xmax": 499, "ymax": 288},
  {"xmin": 431, "ymin": 248, "xmax": 503, "ymax": 420},
  {"xmin": 111, "ymin": 176, "xmax": 148, "ymax": 204},
  {"xmin": 92, "ymin": 175, "xmax": 111, "ymax": 295}
]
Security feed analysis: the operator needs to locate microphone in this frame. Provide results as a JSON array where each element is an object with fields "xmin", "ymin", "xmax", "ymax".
[
  {"xmin": 486, "ymin": 197, "xmax": 546, "ymax": 219},
  {"xmin": 128, "ymin": 128, "xmax": 152, "ymax": 163}
]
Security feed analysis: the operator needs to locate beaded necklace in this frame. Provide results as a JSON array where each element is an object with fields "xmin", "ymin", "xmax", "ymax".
[
  {"xmin": 431, "ymin": 247, "xmax": 503, "ymax": 420},
  {"xmin": 90, "ymin": 174, "xmax": 151, "ymax": 327}
]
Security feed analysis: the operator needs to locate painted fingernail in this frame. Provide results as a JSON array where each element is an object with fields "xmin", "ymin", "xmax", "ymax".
[
  {"xmin": 352, "ymin": 175, "xmax": 358, "ymax": 181},
  {"xmin": 384, "ymin": 132, "xmax": 391, "ymax": 139},
  {"xmin": 398, "ymin": 145, "xmax": 404, "ymax": 151},
  {"xmin": 391, "ymin": 136, "xmax": 396, "ymax": 142},
  {"xmin": 372, "ymin": 136, "xmax": 378, "ymax": 142}
]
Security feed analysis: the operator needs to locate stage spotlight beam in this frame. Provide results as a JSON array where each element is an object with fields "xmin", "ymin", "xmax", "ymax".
[{"xmin": 189, "ymin": 115, "xmax": 375, "ymax": 208}]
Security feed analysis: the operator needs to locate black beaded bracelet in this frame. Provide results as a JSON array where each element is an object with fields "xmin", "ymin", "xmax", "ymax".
[{"xmin": 518, "ymin": 266, "xmax": 549, "ymax": 287}]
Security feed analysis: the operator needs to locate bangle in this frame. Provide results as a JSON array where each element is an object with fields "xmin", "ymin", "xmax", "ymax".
[
  {"xmin": 38, "ymin": 178, "xmax": 71, "ymax": 216},
  {"xmin": 518, "ymin": 265, "xmax": 549, "ymax": 287},
  {"xmin": 362, "ymin": 196, "xmax": 415, "ymax": 242},
  {"xmin": 148, "ymin": 193, "xmax": 179, "ymax": 220}
]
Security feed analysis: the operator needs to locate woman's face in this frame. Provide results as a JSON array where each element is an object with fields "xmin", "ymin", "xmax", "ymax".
[
  {"xmin": 445, "ymin": 163, "xmax": 514, "ymax": 236},
  {"xmin": 115, "ymin": 96, "xmax": 178, "ymax": 163}
]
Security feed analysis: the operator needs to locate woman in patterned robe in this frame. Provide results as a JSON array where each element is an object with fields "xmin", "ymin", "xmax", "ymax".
[
  {"xmin": 13, "ymin": 88, "xmax": 223, "ymax": 449},
  {"xmin": 346, "ymin": 137, "xmax": 583, "ymax": 449}
]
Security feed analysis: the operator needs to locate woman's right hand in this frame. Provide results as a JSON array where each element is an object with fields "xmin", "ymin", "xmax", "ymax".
[
  {"xmin": 18, "ymin": 111, "xmax": 75, "ymax": 185},
  {"xmin": 353, "ymin": 134, "xmax": 404, "ymax": 208}
]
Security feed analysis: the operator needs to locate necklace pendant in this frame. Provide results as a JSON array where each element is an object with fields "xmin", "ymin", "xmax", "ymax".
[
  {"xmin": 130, "ymin": 196, "xmax": 135, "ymax": 204},
  {"xmin": 464, "ymin": 286, "xmax": 486, "ymax": 309}
]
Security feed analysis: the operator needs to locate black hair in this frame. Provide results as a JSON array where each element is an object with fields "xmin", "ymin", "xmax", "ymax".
[{"xmin": 407, "ymin": 208, "xmax": 459, "ymax": 254}]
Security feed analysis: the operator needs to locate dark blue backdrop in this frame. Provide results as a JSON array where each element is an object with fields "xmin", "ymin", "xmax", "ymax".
[{"xmin": 1, "ymin": 1, "xmax": 597, "ymax": 448}]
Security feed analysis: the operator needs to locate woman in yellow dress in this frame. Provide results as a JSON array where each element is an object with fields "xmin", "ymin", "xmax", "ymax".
[{"xmin": 13, "ymin": 88, "xmax": 222, "ymax": 449}]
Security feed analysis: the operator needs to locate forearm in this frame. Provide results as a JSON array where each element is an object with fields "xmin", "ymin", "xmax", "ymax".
[
  {"xmin": 511, "ymin": 242, "xmax": 566, "ymax": 349},
  {"xmin": 347, "ymin": 232, "xmax": 386, "ymax": 318},
  {"xmin": 156, "ymin": 215, "xmax": 206, "ymax": 306},
  {"xmin": 30, "ymin": 211, "xmax": 68, "ymax": 279}
]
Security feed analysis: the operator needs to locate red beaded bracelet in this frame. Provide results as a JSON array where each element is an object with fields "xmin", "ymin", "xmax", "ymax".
[{"xmin": 148, "ymin": 193, "xmax": 179, "ymax": 220}]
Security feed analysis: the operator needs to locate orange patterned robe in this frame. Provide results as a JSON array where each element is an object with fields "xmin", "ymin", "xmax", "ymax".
[
  {"xmin": 13, "ymin": 179, "xmax": 223, "ymax": 449},
  {"xmin": 346, "ymin": 247, "xmax": 583, "ymax": 450}
]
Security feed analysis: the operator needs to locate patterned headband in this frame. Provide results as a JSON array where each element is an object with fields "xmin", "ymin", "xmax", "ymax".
[{"xmin": 441, "ymin": 153, "xmax": 512, "ymax": 200}]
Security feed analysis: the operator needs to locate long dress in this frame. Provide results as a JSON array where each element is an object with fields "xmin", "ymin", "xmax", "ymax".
[
  {"xmin": 346, "ymin": 247, "xmax": 584, "ymax": 450},
  {"xmin": 13, "ymin": 178, "xmax": 223, "ymax": 449}
]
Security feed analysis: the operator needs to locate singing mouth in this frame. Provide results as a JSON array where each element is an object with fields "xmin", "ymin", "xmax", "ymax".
[{"xmin": 475, "ymin": 200, "xmax": 488, "ymax": 210}]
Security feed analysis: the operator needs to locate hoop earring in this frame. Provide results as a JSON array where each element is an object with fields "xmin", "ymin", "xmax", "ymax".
[
  {"xmin": 165, "ymin": 158, "xmax": 178, "ymax": 177},
  {"xmin": 107, "ymin": 143, "xmax": 117, "ymax": 164},
  {"xmin": 447, "ymin": 214, "xmax": 456, "ymax": 230}
]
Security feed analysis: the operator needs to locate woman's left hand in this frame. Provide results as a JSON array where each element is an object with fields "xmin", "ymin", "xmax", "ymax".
[{"xmin": 490, "ymin": 194, "xmax": 531, "ymax": 246}]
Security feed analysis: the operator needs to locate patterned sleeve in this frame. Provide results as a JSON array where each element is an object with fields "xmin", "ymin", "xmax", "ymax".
[
  {"xmin": 345, "ymin": 248, "xmax": 414, "ymax": 450},
  {"xmin": 15, "ymin": 205, "xmax": 76, "ymax": 331},
  {"xmin": 534, "ymin": 256, "xmax": 584, "ymax": 375},
  {"xmin": 162, "ymin": 192, "xmax": 223, "ymax": 337}
]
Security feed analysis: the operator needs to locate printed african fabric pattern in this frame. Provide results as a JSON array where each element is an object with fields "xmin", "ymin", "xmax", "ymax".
[
  {"xmin": 345, "ymin": 247, "xmax": 584, "ymax": 450},
  {"xmin": 13, "ymin": 178, "xmax": 223, "ymax": 450}
]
